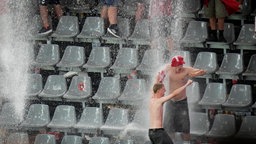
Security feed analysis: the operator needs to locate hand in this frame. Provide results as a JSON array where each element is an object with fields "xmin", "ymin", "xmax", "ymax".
[{"xmin": 156, "ymin": 70, "xmax": 166, "ymax": 83}]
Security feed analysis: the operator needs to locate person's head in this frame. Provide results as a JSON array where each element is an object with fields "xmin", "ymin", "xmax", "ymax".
[
  {"xmin": 171, "ymin": 55, "xmax": 185, "ymax": 73},
  {"xmin": 153, "ymin": 83, "xmax": 166, "ymax": 97}
]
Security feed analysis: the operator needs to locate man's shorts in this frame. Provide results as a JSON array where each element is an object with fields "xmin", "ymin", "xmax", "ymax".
[
  {"xmin": 39, "ymin": 0, "xmax": 60, "ymax": 6},
  {"xmin": 204, "ymin": 0, "xmax": 228, "ymax": 18},
  {"xmin": 149, "ymin": 128, "xmax": 174, "ymax": 144},
  {"xmin": 100, "ymin": 0, "xmax": 119, "ymax": 6}
]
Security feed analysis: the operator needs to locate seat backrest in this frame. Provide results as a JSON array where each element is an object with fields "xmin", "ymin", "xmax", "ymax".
[
  {"xmin": 112, "ymin": 48, "xmax": 138, "ymax": 69},
  {"xmin": 129, "ymin": 19, "xmax": 150, "ymax": 40},
  {"xmin": 193, "ymin": 52, "xmax": 218, "ymax": 73},
  {"xmin": 6, "ymin": 133, "xmax": 29, "ymax": 144},
  {"xmin": 57, "ymin": 46, "xmax": 85, "ymax": 67},
  {"xmin": 200, "ymin": 83, "xmax": 227, "ymax": 104},
  {"xmin": 66, "ymin": 75, "xmax": 92, "ymax": 97},
  {"xmin": 80, "ymin": 17, "xmax": 104, "ymax": 37},
  {"xmin": 0, "ymin": 103, "xmax": 23, "ymax": 126},
  {"xmin": 189, "ymin": 112, "xmax": 209, "ymax": 135},
  {"xmin": 40, "ymin": 75, "xmax": 67, "ymax": 97},
  {"xmin": 182, "ymin": 21, "xmax": 208, "ymax": 41},
  {"xmin": 78, "ymin": 107, "xmax": 103, "ymax": 126},
  {"xmin": 131, "ymin": 109, "xmax": 149, "ymax": 128},
  {"xmin": 61, "ymin": 135, "xmax": 82, "ymax": 144},
  {"xmin": 104, "ymin": 108, "xmax": 129, "ymax": 127},
  {"xmin": 186, "ymin": 82, "xmax": 201, "ymax": 108},
  {"xmin": 55, "ymin": 16, "xmax": 79, "ymax": 36},
  {"xmin": 121, "ymin": 79, "xmax": 146, "ymax": 99},
  {"xmin": 24, "ymin": 104, "xmax": 50, "ymax": 126},
  {"xmin": 89, "ymin": 137, "xmax": 110, "ymax": 144},
  {"xmin": 182, "ymin": 0, "xmax": 202, "ymax": 13},
  {"xmin": 85, "ymin": 47, "xmax": 111, "ymax": 67},
  {"xmin": 26, "ymin": 74, "xmax": 43, "ymax": 96},
  {"xmin": 237, "ymin": 116, "xmax": 256, "ymax": 135},
  {"xmin": 219, "ymin": 53, "xmax": 243, "ymax": 74},
  {"xmin": 35, "ymin": 44, "xmax": 60, "ymax": 66},
  {"xmin": 224, "ymin": 23, "xmax": 235, "ymax": 43},
  {"xmin": 139, "ymin": 49, "xmax": 165, "ymax": 69},
  {"xmin": 34, "ymin": 134, "xmax": 56, "ymax": 144},
  {"xmin": 117, "ymin": 17, "xmax": 131, "ymax": 38},
  {"xmin": 95, "ymin": 77, "xmax": 120, "ymax": 98},
  {"xmin": 226, "ymin": 84, "xmax": 252, "ymax": 106},
  {"xmin": 50, "ymin": 105, "xmax": 76, "ymax": 125},
  {"xmin": 235, "ymin": 24, "xmax": 256, "ymax": 44},
  {"xmin": 246, "ymin": 54, "xmax": 256, "ymax": 72}
]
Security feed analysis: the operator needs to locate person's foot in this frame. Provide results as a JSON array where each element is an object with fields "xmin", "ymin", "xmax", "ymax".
[
  {"xmin": 38, "ymin": 26, "xmax": 52, "ymax": 35},
  {"xmin": 218, "ymin": 35, "xmax": 227, "ymax": 43},
  {"xmin": 107, "ymin": 24, "xmax": 120, "ymax": 38},
  {"xmin": 207, "ymin": 33, "xmax": 218, "ymax": 42}
]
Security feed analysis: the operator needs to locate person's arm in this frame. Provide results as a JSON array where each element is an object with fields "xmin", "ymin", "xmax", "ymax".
[
  {"xmin": 159, "ymin": 79, "xmax": 193, "ymax": 103},
  {"xmin": 187, "ymin": 67, "xmax": 207, "ymax": 78}
]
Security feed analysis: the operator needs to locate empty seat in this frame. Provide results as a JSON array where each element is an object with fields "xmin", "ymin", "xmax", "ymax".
[
  {"xmin": 186, "ymin": 82, "xmax": 201, "ymax": 112},
  {"xmin": 88, "ymin": 137, "xmax": 110, "ymax": 144},
  {"xmin": 34, "ymin": 44, "xmax": 60, "ymax": 70},
  {"xmin": 20, "ymin": 104, "xmax": 50, "ymax": 131},
  {"xmin": 199, "ymin": 83, "xmax": 227, "ymax": 109},
  {"xmin": 193, "ymin": 52, "xmax": 218, "ymax": 78},
  {"xmin": 51, "ymin": 16, "xmax": 79, "ymax": 41},
  {"xmin": 6, "ymin": 132, "xmax": 29, "ymax": 144},
  {"xmin": 234, "ymin": 24, "xmax": 256, "ymax": 45},
  {"xmin": 205, "ymin": 114, "xmax": 236, "ymax": 138},
  {"xmin": 34, "ymin": 134, "xmax": 56, "ymax": 144},
  {"xmin": 0, "ymin": 103, "xmax": 23, "ymax": 129},
  {"xmin": 61, "ymin": 135, "xmax": 82, "ymax": 144},
  {"xmin": 222, "ymin": 84, "xmax": 252, "ymax": 111},
  {"xmin": 168, "ymin": 50, "xmax": 192, "ymax": 67},
  {"xmin": 47, "ymin": 105, "xmax": 76, "ymax": 132},
  {"xmin": 215, "ymin": 53, "xmax": 244, "ymax": 79},
  {"xmin": 74, "ymin": 107, "xmax": 103, "ymax": 134},
  {"xmin": 63, "ymin": 75, "xmax": 92, "ymax": 100},
  {"xmin": 128, "ymin": 19, "xmax": 151, "ymax": 45},
  {"xmin": 110, "ymin": 48, "xmax": 138, "ymax": 74},
  {"xmin": 189, "ymin": 112, "xmax": 209, "ymax": 136},
  {"xmin": 243, "ymin": 54, "xmax": 256, "ymax": 80},
  {"xmin": 77, "ymin": 17, "xmax": 104, "ymax": 42},
  {"xmin": 38, "ymin": 75, "xmax": 67, "ymax": 100},
  {"xmin": 93, "ymin": 77, "xmax": 120, "ymax": 104},
  {"xmin": 114, "ymin": 139, "xmax": 135, "ymax": 144},
  {"xmin": 118, "ymin": 79, "xmax": 146, "ymax": 106},
  {"xmin": 236, "ymin": 116, "xmax": 256, "ymax": 139},
  {"xmin": 26, "ymin": 74, "xmax": 43, "ymax": 97},
  {"xmin": 101, "ymin": 108, "xmax": 129, "ymax": 135}
]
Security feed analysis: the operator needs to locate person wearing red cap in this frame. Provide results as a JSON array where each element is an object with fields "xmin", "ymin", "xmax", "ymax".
[{"xmin": 160, "ymin": 55, "xmax": 206, "ymax": 143}]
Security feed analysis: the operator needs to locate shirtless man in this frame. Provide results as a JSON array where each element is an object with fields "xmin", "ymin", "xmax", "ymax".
[
  {"xmin": 149, "ymin": 72, "xmax": 193, "ymax": 144},
  {"xmin": 163, "ymin": 55, "xmax": 206, "ymax": 142}
]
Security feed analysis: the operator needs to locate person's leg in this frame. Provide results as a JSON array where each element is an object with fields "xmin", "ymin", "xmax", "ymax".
[
  {"xmin": 215, "ymin": 0, "xmax": 228, "ymax": 42},
  {"xmin": 38, "ymin": 0, "xmax": 52, "ymax": 34},
  {"xmin": 217, "ymin": 17, "xmax": 226, "ymax": 42},
  {"xmin": 135, "ymin": 3, "xmax": 145, "ymax": 22},
  {"xmin": 53, "ymin": 4, "xmax": 63, "ymax": 20},
  {"xmin": 205, "ymin": 0, "xmax": 218, "ymax": 41},
  {"xmin": 108, "ymin": 6, "xmax": 118, "ymax": 25},
  {"xmin": 107, "ymin": 0, "xmax": 120, "ymax": 38}
]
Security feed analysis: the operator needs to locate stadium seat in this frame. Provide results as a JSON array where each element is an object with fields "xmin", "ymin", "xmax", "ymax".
[
  {"xmin": 114, "ymin": 139, "xmax": 135, "ymax": 144},
  {"xmin": 63, "ymin": 75, "xmax": 92, "ymax": 101},
  {"xmin": 6, "ymin": 132, "xmax": 29, "ymax": 144},
  {"xmin": 76, "ymin": 17, "xmax": 105, "ymax": 42},
  {"xmin": 51, "ymin": 16, "xmax": 79, "ymax": 41},
  {"xmin": 20, "ymin": 104, "xmax": 50, "ymax": 131},
  {"xmin": 215, "ymin": 53, "xmax": 244, "ymax": 79},
  {"xmin": 128, "ymin": 19, "xmax": 151, "ymax": 45},
  {"xmin": 93, "ymin": 77, "xmax": 120, "ymax": 104},
  {"xmin": 118, "ymin": 78, "xmax": 146, "ymax": 106},
  {"xmin": 189, "ymin": 112, "xmax": 209, "ymax": 136},
  {"xmin": 34, "ymin": 134, "xmax": 56, "ymax": 144},
  {"xmin": 74, "ymin": 107, "xmax": 103, "ymax": 134},
  {"xmin": 235, "ymin": 116, "xmax": 256, "ymax": 139},
  {"xmin": 47, "ymin": 105, "xmax": 76, "ymax": 132},
  {"xmin": 26, "ymin": 74, "xmax": 43, "ymax": 97},
  {"xmin": 0, "ymin": 103, "xmax": 23, "ymax": 129},
  {"xmin": 168, "ymin": 50, "xmax": 192, "ymax": 67},
  {"xmin": 242, "ymin": 54, "xmax": 256, "ymax": 80},
  {"xmin": 38, "ymin": 75, "xmax": 67, "ymax": 100},
  {"xmin": 101, "ymin": 108, "xmax": 129, "ymax": 135},
  {"xmin": 110, "ymin": 48, "xmax": 138, "ymax": 74},
  {"xmin": 182, "ymin": 0, "xmax": 202, "ymax": 14},
  {"xmin": 60, "ymin": 135, "xmax": 82, "ymax": 144},
  {"xmin": 222, "ymin": 84, "xmax": 252, "ymax": 111},
  {"xmin": 205, "ymin": 114, "xmax": 236, "ymax": 138},
  {"xmin": 199, "ymin": 83, "xmax": 227, "ymax": 109},
  {"xmin": 88, "ymin": 137, "xmax": 110, "ymax": 144},
  {"xmin": 56, "ymin": 46, "xmax": 85, "ymax": 71},
  {"xmin": 34, "ymin": 44, "xmax": 60, "ymax": 70},
  {"xmin": 186, "ymin": 82, "xmax": 201, "ymax": 112},
  {"xmin": 234, "ymin": 24, "xmax": 256, "ymax": 46}
]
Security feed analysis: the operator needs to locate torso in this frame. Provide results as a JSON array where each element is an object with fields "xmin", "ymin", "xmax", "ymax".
[{"xmin": 149, "ymin": 98, "xmax": 163, "ymax": 128}]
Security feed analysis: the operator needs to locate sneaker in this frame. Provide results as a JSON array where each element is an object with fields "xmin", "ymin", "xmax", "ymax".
[
  {"xmin": 107, "ymin": 25, "xmax": 120, "ymax": 38},
  {"xmin": 38, "ymin": 26, "xmax": 52, "ymax": 35}
]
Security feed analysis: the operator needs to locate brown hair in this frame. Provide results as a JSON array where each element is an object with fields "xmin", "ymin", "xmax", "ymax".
[{"xmin": 153, "ymin": 83, "xmax": 164, "ymax": 93}]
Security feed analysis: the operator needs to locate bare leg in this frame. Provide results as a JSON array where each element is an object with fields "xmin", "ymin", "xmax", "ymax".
[
  {"xmin": 135, "ymin": 3, "xmax": 145, "ymax": 22},
  {"xmin": 101, "ymin": 6, "xmax": 109, "ymax": 28},
  {"xmin": 108, "ymin": 6, "xmax": 118, "ymax": 25},
  {"xmin": 209, "ymin": 17, "xmax": 217, "ymax": 30},
  {"xmin": 39, "ymin": 5, "xmax": 49, "ymax": 28},
  {"xmin": 217, "ymin": 17, "xmax": 225, "ymax": 30},
  {"xmin": 54, "ymin": 4, "xmax": 63, "ymax": 20}
]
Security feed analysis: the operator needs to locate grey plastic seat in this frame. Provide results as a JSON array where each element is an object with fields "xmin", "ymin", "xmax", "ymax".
[
  {"xmin": 128, "ymin": 19, "xmax": 151, "ymax": 45},
  {"xmin": 199, "ymin": 83, "xmax": 227, "ymax": 109},
  {"xmin": 34, "ymin": 134, "xmax": 56, "ymax": 144},
  {"xmin": 51, "ymin": 16, "xmax": 79, "ymax": 41},
  {"xmin": 168, "ymin": 50, "xmax": 192, "ymax": 67},
  {"xmin": 63, "ymin": 75, "xmax": 92, "ymax": 100},
  {"xmin": 83, "ymin": 47, "xmax": 111, "ymax": 74},
  {"xmin": 6, "ymin": 133, "xmax": 29, "ymax": 144},
  {"xmin": 193, "ymin": 52, "xmax": 218, "ymax": 78},
  {"xmin": 205, "ymin": 114, "xmax": 236, "ymax": 138},
  {"xmin": 110, "ymin": 48, "xmax": 138, "ymax": 74},
  {"xmin": 243, "ymin": 54, "xmax": 256, "ymax": 80},
  {"xmin": 101, "ymin": 108, "xmax": 129, "ymax": 135},
  {"xmin": 136, "ymin": 49, "xmax": 165, "ymax": 75},
  {"xmin": 182, "ymin": 0, "xmax": 202, "ymax": 14},
  {"xmin": 189, "ymin": 112, "xmax": 209, "ymax": 136},
  {"xmin": 47, "ymin": 105, "xmax": 76, "ymax": 132},
  {"xmin": 234, "ymin": 24, "xmax": 256, "ymax": 45},
  {"xmin": 186, "ymin": 82, "xmax": 201, "ymax": 112},
  {"xmin": 56, "ymin": 46, "xmax": 85, "ymax": 71},
  {"xmin": 222, "ymin": 84, "xmax": 252, "ymax": 111},
  {"xmin": 215, "ymin": 53, "xmax": 244, "ymax": 79},
  {"xmin": 235, "ymin": 116, "xmax": 256, "ymax": 139},
  {"xmin": 180, "ymin": 21, "xmax": 208, "ymax": 45},
  {"xmin": 0, "ymin": 103, "xmax": 23, "ymax": 129},
  {"xmin": 126, "ymin": 110, "xmax": 149, "ymax": 136},
  {"xmin": 118, "ymin": 79, "xmax": 146, "ymax": 106},
  {"xmin": 93, "ymin": 77, "xmax": 120, "ymax": 104},
  {"xmin": 74, "ymin": 107, "xmax": 103, "ymax": 134},
  {"xmin": 61, "ymin": 135, "xmax": 82, "ymax": 144},
  {"xmin": 34, "ymin": 44, "xmax": 60, "ymax": 70},
  {"xmin": 89, "ymin": 137, "xmax": 110, "ymax": 144},
  {"xmin": 114, "ymin": 139, "xmax": 135, "ymax": 144},
  {"xmin": 20, "ymin": 104, "xmax": 50, "ymax": 131},
  {"xmin": 26, "ymin": 74, "xmax": 43, "ymax": 97},
  {"xmin": 77, "ymin": 17, "xmax": 104, "ymax": 42},
  {"xmin": 38, "ymin": 75, "xmax": 67, "ymax": 100}
]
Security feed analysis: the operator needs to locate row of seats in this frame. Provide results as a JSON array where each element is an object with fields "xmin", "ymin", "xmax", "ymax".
[{"xmin": 0, "ymin": 103, "xmax": 149, "ymax": 137}]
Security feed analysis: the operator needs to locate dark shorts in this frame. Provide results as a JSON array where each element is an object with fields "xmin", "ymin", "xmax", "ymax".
[
  {"xmin": 149, "ymin": 128, "xmax": 173, "ymax": 144},
  {"xmin": 100, "ymin": 0, "xmax": 119, "ymax": 6},
  {"xmin": 204, "ymin": 0, "xmax": 228, "ymax": 18},
  {"xmin": 39, "ymin": 0, "xmax": 60, "ymax": 5},
  {"xmin": 163, "ymin": 98, "xmax": 190, "ymax": 134}
]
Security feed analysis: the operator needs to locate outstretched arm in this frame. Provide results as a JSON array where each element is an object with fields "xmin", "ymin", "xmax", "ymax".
[{"xmin": 187, "ymin": 67, "xmax": 207, "ymax": 78}]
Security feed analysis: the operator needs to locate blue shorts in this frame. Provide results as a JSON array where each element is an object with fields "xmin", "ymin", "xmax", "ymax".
[
  {"xmin": 39, "ymin": 0, "xmax": 60, "ymax": 5},
  {"xmin": 100, "ymin": 0, "xmax": 119, "ymax": 6}
]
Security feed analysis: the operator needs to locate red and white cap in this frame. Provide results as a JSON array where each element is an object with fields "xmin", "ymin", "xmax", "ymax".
[{"xmin": 171, "ymin": 55, "xmax": 185, "ymax": 67}]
